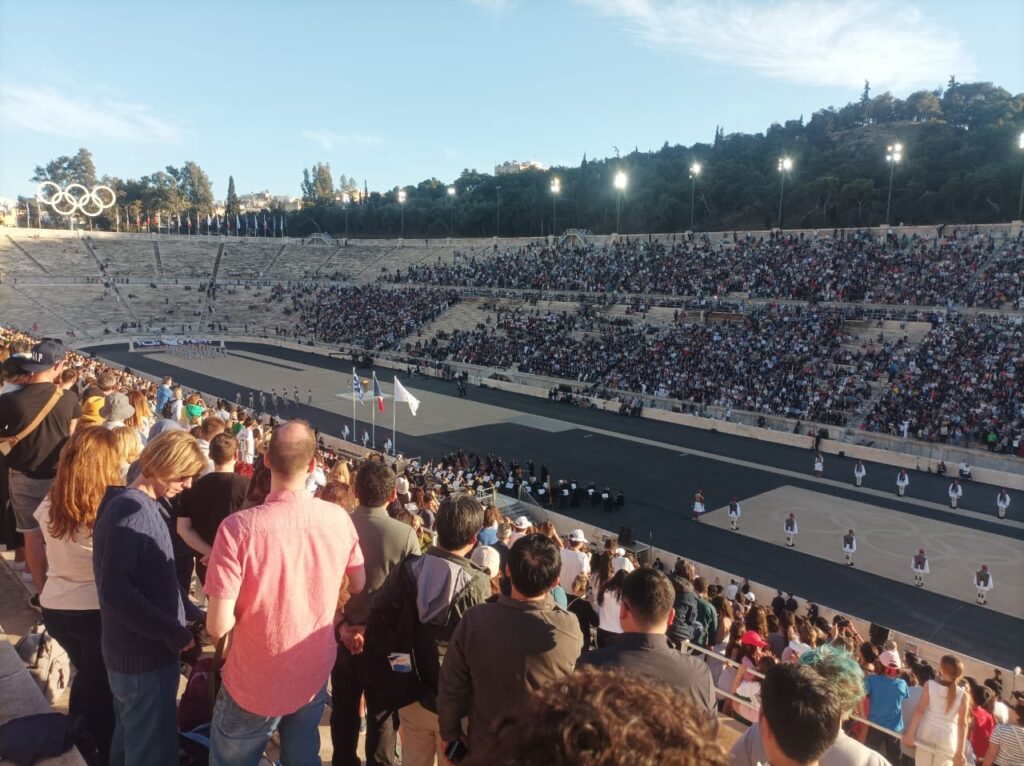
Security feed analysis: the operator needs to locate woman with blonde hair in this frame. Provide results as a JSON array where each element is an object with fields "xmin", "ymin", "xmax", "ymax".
[
  {"xmin": 902, "ymin": 654, "xmax": 970, "ymax": 766},
  {"xmin": 110, "ymin": 426, "xmax": 143, "ymax": 478},
  {"xmin": 33, "ymin": 427, "xmax": 125, "ymax": 764},
  {"xmin": 93, "ymin": 430, "xmax": 206, "ymax": 766},
  {"xmin": 123, "ymin": 389, "xmax": 154, "ymax": 446}
]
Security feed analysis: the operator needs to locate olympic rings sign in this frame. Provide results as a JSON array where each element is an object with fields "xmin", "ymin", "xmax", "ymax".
[{"xmin": 36, "ymin": 182, "xmax": 117, "ymax": 217}]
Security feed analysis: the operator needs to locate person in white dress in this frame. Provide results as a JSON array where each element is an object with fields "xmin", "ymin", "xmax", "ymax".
[
  {"xmin": 784, "ymin": 513, "xmax": 798, "ymax": 548},
  {"xmin": 948, "ymin": 480, "xmax": 963, "ymax": 509},
  {"xmin": 901, "ymin": 654, "xmax": 969, "ymax": 766},
  {"xmin": 728, "ymin": 497, "xmax": 742, "ymax": 530},
  {"xmin": 975, "ymin": 565, "xmax": 994, "ymax": 605},
  {"xmin": 692, "ymin": 489, "xmax": 705, "ymax": 522},
  {"xmin": 996, "ymin": 489, "xmax": 1011, "ymax": 520},
  {"xmin": 912, "ymin": 549, "xmax": 930, "ymax": 587},
  {"xmin": 842, "ymin": 529, "xmax": 857, "ymax": 567},
  {"xmin": 814, "ymin": 453, "xmax": 824, "ymax": 477},
  {"xmin": 854, "ymin": 460, "xmax": 866, "ymax": 486},
  {"xmin": 897, "ymin": 469, "xmax": 910, "ymax": 497}
]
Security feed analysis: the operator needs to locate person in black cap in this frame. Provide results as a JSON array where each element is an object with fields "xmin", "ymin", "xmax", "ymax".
[{"xmin": 0, "ymin": 340, "xmax": 81, "ymax": 598}]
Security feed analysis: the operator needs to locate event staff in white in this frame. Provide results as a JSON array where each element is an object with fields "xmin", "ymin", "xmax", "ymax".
[
  {"xmin": 784, "ymin": 513, "xmax": 798, "ymax": 548},
  {"xmin": 948, "ymin": 479, "xmax": 963, "ymax": 509},
  {"xmin": 813, "ymin": 454, "xmax": 824, "ymax": 477},
  {"xmin": 975, "ymin": 564, "xmax": 993, "ymax": 605},
  {"xmin": 996, "ymin": 489, "xmax": 1011, "ymax": 519},
  {"xmin": 911, "ymin": 549, "xmax": 929, "ymax": 587},
  {"xmin": 728, "ymin": 497, "xmax": 742, "ymax": 530},
  {"xmin": 853, "ymin": 460, "xmax": 866, "ymax": 486},
  {"xmin": 842, "ymin": 529, "xmax": 857, "ymax": 567},
  {"xmin": 692, "ymin": 489, "xmax": 705, "ymax": 522},
  {"xmin": 896, "ymin": 469, "xmax": 910, "ymax": 497}
]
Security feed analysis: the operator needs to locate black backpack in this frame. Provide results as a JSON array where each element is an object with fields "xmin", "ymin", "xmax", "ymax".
[{"xmin": 363, "ymin": 554, "xmax": 434, "ymax": 714}]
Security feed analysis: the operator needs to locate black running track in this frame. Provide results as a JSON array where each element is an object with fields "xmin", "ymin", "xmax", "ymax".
[{"xmin": 87, "ymin": 341, "xmax": 1024, "ymax": 669}]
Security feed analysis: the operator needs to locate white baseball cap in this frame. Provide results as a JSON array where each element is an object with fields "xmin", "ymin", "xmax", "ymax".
[
  {"xmin": 471, "ymin": 546, "xmax": 501, "ymax": 578},
  {"xmin": 395, "ymin": 477, "xmax": 410, "ymax": 494},
  {"xmin": 614, "ymin": 547, "xmax": 625, "ymax": 557},
  {"xmin": 513, "ymin": 516, "xmax": 530, "ymax": 530},
  {"xmin": 568, "ymin": 529, "xmax": 586, "ymax": 543}
]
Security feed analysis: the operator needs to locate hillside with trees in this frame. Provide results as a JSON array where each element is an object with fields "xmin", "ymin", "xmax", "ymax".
[{"xmin": 25, "ymin": 79, "xmax": 1024, "ymax": 238}]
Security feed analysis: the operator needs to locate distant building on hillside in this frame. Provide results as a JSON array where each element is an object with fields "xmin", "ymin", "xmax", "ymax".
[
  {"xmin": 495, "ymin": 159, "xmax": 548, "ymax": 176},
  {"xmin": 238, "ymin": 191, "xmax": 303, "ymax": 212}
]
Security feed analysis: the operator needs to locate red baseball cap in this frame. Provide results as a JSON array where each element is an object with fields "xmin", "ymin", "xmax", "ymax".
[{"xmin": 740, "ymin": 630, "xmax": 769, "ymax": 648}]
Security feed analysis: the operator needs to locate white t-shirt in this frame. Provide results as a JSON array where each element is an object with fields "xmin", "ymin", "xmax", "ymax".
[
  {"xmin": 594, "ymin": 588, "xmax": 623, "ymax": 634},
  {"xmin": 558, "ymin": 548, "xmax": 590, "ymax": 591},
  {"xmin": 33, "ymin": 497, "xmax": 99, "ymax": 610}
]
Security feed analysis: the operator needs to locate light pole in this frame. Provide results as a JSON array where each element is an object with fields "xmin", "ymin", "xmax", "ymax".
[
  {"xmin": 885, "ymin": 143, "xmax": 903, "ymax": 227},
  {"xmin": 777, "ymin": 156, "xmax": 793, "ymax": 229},
  {"xmin": 613, "ymin": 170, "xmax": 627, "ymax": 233},
  {"xmin": 398, "ymin": 189, "xmax": 406, "ymax": 238},
  {"xmin": 447, "ymin": 185, "xmax": 456, "ymax": 235},
  {"xmin": 1017, "ymin": 131, "xmax": 1024, "ymax": 220},
  {"xmin": 342, "ymin": 192, "xmax": 350, "ymax": 238},
  {"xmin": 550, "ymin": 177, "xmax": 561, "ymax": 237},
  {"xmin": 495, "ymin": 185, "xmax": 501, "ymax": 237},
  {"xmin": 689, "ymin": 162, "xmax": 702, "ymax": 231}
]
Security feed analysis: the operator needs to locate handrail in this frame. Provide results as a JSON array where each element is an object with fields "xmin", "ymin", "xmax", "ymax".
[{"xmin": 681, "ymin": 640, "xmax": 944, "ymax": 755}]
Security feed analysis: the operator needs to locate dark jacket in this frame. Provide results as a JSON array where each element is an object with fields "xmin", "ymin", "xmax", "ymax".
[{"xmin": 578, "ymin": 632, "xmax": 717, "ymax": 725}]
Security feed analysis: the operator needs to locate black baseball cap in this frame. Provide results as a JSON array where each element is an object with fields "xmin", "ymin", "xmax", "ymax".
[{"xmin": 18, "ymin": 340, "xmax": 68, "ymax": 372}]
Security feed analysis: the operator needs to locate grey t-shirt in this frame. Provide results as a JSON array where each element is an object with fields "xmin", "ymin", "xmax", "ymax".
[{"xmin": 730, "ymin": 722, "xmax": 892, "ymax": 766}]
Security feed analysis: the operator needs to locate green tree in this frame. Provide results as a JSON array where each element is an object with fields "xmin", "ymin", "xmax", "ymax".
[
  {"xmin": 301, "ymin": 162, "xmax": 334, "ymax": 205},
  {"xmin": 168, "ymin": 161, "xmax": 215, "ymax": 216},
  {"xmin": 225, "ymin": 176, "xmax": 239, "ymax": 218},
  {"xmin": 31, "ymin": 147, "xmax": 97, "ymax": 188}
]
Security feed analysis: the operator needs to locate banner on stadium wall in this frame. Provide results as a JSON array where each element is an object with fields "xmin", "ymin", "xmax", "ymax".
[{"xmin": 132, "ymin": 337, "xmax": 215, "ymax": 349}]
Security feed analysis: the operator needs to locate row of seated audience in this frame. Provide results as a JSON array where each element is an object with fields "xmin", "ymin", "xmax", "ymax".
[
  {"xmin": 396, "ymin": 230, "xmax": 1024, "ymax": 310},
  {"xmin": 2, "ymin": 328, "xmax": 1023, "ymax": 766}
]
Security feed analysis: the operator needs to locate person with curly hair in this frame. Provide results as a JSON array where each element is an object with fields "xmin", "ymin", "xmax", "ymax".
[{"xmin": 465, "ymin": 667, "xmax": 727, "ymax": 766}]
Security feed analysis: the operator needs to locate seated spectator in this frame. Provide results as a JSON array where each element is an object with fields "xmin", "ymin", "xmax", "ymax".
[
  {"xmin": 466, "ymin": 667, "xmax": 728, "ymax": 766},
  {"xmin": 578, "ymin": 568, "xmax": 717, "ymax": 724},
  {"xmin": 438, "ymin": 533, "xmax": 583, "ymax": 760}
]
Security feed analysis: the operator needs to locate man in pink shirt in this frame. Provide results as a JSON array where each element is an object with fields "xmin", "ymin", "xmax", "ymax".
[{"xmin": 205, "ymin": 420, "xmax": 366, "ymax": 765}]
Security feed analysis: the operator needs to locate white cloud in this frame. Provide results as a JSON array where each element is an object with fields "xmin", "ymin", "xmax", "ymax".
[
  {"xmin": 300, "ymin": 129, "xmax": 383, "ymax": 151},
  {"xmin": 0, "ymin": 83, "xmax": 183, "ymax": 143},
  {"xmin": 577, "ymin": 0, "xmax": 975, "ymax": 90}
]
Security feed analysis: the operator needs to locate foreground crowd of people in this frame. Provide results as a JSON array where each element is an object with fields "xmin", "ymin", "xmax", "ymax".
[
  {"xmin": 1, "ymin": 327, "xmax": 1022, "ymax": 766},
  {"xmin": 396, "ymin": 230, "xmax": 1024, "ymax": 310}
]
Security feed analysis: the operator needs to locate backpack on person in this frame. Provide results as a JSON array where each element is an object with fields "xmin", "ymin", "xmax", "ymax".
[{"xmin": 15, "ymin": 624, "xmax": 72, "ymax": 704}]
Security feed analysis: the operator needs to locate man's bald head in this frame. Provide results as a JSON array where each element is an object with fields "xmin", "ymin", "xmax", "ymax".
[{"xmin": 267, "ymin": 420, "xmax": 316, "ymax": 479}]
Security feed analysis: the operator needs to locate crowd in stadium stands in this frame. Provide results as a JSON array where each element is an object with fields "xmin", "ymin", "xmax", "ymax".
[
  {"xmin": 268, "ymin": 284, "xmax": 460, "ymax": 350},
  {"xmin": 3, "ymin": 327, "xmax": 1024, "ymax": 766},
  {"xmin": 397, "ymin": 230, "xmax": 1024, "ymax": 309},
  {"xmin": 861, "ymin": 314, "xmax": 1024, "ymax": 453}
]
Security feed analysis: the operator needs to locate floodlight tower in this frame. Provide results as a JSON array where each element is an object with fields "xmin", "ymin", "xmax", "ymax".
[
  {"xmin": 614, "ymin": 171, "xmax": 627, "ymax": 233},
  {"xmin": 398, "ymin": 189, "xmax": 407, "ymax": 238},
  {"xmin": 447, "ymin": 186, "xmax": 456, "ymax": 235},
  {"xmin": 777, "ymin": 157, "xmax": 793, "ymax": 229},
  {"xmin": 550, "ymin": 177, "xmax": 561, "ymax": 236},
  {"xmin": 689, "ymin": 162, "xmax": 702, "ymax": 231},
  {"xmin": 885, "ymin": 143, "xmax": 903, "ymax": 227}
]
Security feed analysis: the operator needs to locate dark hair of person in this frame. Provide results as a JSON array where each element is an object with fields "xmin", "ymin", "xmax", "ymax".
[
  {"xmin": 316, "ymin": 480, "xmax": 356, "ymax": 509},
  {"xmin": 245, "ymin": 455, "xmax": 272, "ymax": 506},
  {"xmin": 469, "ymin": 667, "xmax": 728, "ymax": 766},
  {"xmin": 597, "ymin": 568, "xmax": 627, "ymax": 607},
  {"xmin": 622, "ymin": 568, "xmax": 674, "ymax": 628},
  {"xmin": 760, "ymin": 663, "xmax": 843, "ymax": 764},
  {"xmin": 208, "ymin": 432, "xmax": 237, "ymax": 466},
  {"xmin": 507, "ymin": 533, "xmax": 561, "ymax": 598},
  {"xmin": 435, "ymin": 493, "xmax": 484, "ymax": 550},
  {"xmin": 745, "ymin": 605, "xmax": 769, "ymax": 638},
  {"xmin": 353, "ymin": 460, "xmax": 396, "ymax": 507}
]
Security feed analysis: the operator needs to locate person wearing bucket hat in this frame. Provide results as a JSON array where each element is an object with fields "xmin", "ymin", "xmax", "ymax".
[
  {"xmin": 510, "ymin": 515, "xmax": 531, "ymax": 543},
  {"xmin": 0, "ymin": 338, "xmax": 81, "ymax": 596},
  {"xmin": 101, "ymin": 392, "xmax": 135, "ymax": 430},
  {"xmin": 559, "ymin": 529, "xmax": 591, "ymax": 591}
]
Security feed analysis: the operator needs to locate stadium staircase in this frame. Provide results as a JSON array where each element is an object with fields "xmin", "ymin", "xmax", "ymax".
[
  {"xmin": 80, "ymin": 239, "xmax": 143, "ymax": 328},
  {"xmin": 4, "ymin": 236, "xmax": 51, "ymax": 275},
  {"xmin": 211, "ymin": 243, "xmax": 225, "ymax": 284},
  {"xmin": 152, "ymin": 243, "xmax": 164, "ymax": 277},
  {"xmin": 314, "ymin": 247, "xmax": 343, "ymax": 275},
  {"xmin": 265, "ymin": 244, "xmax": 289, "ymax": 274}
]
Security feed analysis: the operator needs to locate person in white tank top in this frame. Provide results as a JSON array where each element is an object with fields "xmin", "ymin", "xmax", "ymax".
[{"xmin": 902, "ymin": 655, "xmax": 969, "ymax": 766}]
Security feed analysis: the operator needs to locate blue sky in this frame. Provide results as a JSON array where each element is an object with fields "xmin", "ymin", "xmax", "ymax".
[{"xmin": 2, "ymin": 0, "xmax": 1022, "ymax": 200}]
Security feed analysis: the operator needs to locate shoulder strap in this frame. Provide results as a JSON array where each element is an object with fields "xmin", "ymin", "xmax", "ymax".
[{"xmin": 2, "ymin": 388, "xmax": 63, "ymax": 447}]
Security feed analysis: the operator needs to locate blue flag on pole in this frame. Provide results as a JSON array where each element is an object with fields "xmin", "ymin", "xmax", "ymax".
[{"xmin": 353, "ymin": 369, "xmax": 365, "ymax": 405}]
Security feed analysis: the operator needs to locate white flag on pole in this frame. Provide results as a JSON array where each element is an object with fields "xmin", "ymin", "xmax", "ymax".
[{"xmin": 393, "ymin": 377, "xmax": 420, "ymax": 416}]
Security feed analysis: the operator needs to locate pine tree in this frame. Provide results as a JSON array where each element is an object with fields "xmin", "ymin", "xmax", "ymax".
[{"xmin": 225, "ymin": 176, "xmax": 239, "ymax": 218}]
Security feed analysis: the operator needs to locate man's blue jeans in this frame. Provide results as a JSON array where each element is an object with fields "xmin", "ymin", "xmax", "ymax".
[
  {"xmin": 107, "ymin": 662, "xmax": 181, "ymax": 766},
  {"xmin": 210, "ymin": 681, "xmax": 328, "ymax": 766}
]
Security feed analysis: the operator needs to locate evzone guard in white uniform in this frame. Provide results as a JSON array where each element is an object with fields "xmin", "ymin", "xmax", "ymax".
[
  {"xmin": 948, "ymin": 479, "xmax": 963, "ymax": 509},
  {"xmin": 974, "ymin": 564, "xmax": 993, "ymax": 605},
  {"xmin": 813, "ymin": 454, "xmax": 824, "ymax": 477},
  {"xmin": 854, "ymin": 460, "xmax": 866, "ymax": 487},
  {"xmin": 912, "ymin": 548, "xmax": 929, "ymax": 587},
  {"xmin": 728, "ymin": 497, "xmax": 742, "ymax": 531},
  {"xmin": 996, "ymin": 489, "xmax": 1011, "ymax": 520},
  {"xmin": 896, "ymin": 469, "xmax": 910, "ymax": 497},
  {"xmin": 784, "ymin": 513, "xmax": 798, "ymax": 548},
  {"xmin": 842, "ymin": 529, "xmax": 857, "ymax": 567}
]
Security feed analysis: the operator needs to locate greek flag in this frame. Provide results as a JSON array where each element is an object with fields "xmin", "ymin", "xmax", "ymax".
[{"xmin": 353, "ymin": 368, "xmax": 365, "ymax": 405}]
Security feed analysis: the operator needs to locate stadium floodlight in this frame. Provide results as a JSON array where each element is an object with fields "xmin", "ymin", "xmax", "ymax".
[
  {"xmin": 689, "ymin": 162, "xmax": 702, "ymax": 231},
  {"xmin": 885, "ymin": 143, "xmax": 903, "ymax": 227},
  {"xmin": 447, "ymin": 186, "xmax": 456, "ymax": 235},
  {"xmin": 613, "ymin": 171, "xmax": 627, "ymax": 233},
  {"xmin": 398, "ymin": 189, "xmax": 407, "ymax": 238},
  {"xmin": 777, "ymin": 157, "xmax": 793, "ymax": 229},
  {"xmin": 342, "ymin": 193, "xmax": 351, "ymax": 238},
  {"xmin": 550, "ymin": 178, "xmax": 561, "ymax": 236},
  {"xmin": 1018, "ymin": 131, "xmax": 1024, "ymax": 220}
]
